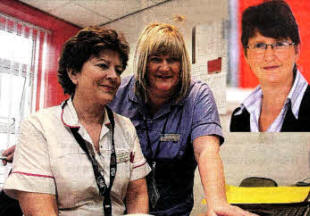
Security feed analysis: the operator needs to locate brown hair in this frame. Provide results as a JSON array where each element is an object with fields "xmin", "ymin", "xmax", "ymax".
[{"xmin": 58, "ymin": 26, "xmax": 129, "ymax": 95}]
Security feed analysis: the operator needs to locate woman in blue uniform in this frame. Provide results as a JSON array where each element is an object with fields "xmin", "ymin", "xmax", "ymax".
[{"xmin": 109, "ymin": 23, "xmax": 255, "ymax": 216}]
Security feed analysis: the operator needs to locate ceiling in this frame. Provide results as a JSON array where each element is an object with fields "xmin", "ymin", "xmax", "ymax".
[{"xmin": 19, "ymin": 0, "xmax": 170, "ymax": 28}]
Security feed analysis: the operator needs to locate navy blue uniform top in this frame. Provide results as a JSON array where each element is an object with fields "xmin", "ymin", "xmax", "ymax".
[{"xmin": 109, "ymin": 76, "xmax": 223, "ymax": 216}]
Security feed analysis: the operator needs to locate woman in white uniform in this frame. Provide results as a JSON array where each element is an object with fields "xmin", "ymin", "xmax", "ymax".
[{"xmin": 4, "ymin": 26, "xmax": 151, "ymax": 216}]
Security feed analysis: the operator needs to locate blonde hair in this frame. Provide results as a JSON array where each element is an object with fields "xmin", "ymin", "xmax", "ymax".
[{"xmin": 134, "ymin": 23, "xmax": 191, "ymax": 103}]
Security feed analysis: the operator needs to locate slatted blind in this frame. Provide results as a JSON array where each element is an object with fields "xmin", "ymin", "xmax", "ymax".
[{"xmin": 0, "ymin": 12, "xmax": 51, "ymax": 187}]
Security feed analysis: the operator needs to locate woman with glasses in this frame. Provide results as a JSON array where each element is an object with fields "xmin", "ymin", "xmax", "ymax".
[{"xmin": 230, "ymin": 0, "xmax": 310, "ymax": 132}]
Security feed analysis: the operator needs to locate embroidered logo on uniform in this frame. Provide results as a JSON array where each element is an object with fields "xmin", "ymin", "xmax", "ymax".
[
  {"xmin": 116, "ymin": 151, "xmax": 130, "ymax": 163},
  {"xmin": 160, "ymin": 134, "xmax": 181, "ymax": 142}
]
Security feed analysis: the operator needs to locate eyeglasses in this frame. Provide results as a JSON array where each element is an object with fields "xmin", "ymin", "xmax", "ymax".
[{"xmin": 247, "ymin": 41, "xmax": 295, "ymax": 54}]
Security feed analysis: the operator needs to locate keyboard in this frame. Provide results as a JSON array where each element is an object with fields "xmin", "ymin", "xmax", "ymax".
[{"xmin": 235, "ymin": 203, "xmax": 310, "ymax": 216}]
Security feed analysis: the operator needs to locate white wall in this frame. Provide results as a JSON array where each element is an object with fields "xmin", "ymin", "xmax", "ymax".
[{"xmin": 106, "ymin": 0, "xmax": 229, "ymax": 76}]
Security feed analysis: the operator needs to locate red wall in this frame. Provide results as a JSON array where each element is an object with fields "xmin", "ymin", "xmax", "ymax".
[
  {"xmin": 0, "ymin": 0, "xmax": 80, "ymax": 108},
  {"xmin": 238, "ymin": 0, "xmax": 310, "ymax": 88}
]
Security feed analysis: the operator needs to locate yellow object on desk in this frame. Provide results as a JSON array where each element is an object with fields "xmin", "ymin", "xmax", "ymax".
[{"xmin": 201, "ymin": 185, "xmax": 310, "ymax": 204}]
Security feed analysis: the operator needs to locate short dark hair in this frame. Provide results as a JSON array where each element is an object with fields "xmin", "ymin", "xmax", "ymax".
[
  {"xmin": 241, "ymin": 0, "xmax": 300, "ymax": 54},
  {"xmin": 58, "ymin": 26, "xmax": 129, "ymax": 95}
]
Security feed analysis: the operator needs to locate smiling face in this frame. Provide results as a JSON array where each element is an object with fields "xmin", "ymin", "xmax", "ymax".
[
  {"xmin": 245, "ymin": 32, "xmax": 299, "ymax": 86},
  {"xmin": 146, "ymin": 54, "xmax": 181, "ymax": 98},
  {"xmin": 69, "ymin": 49, "xmax": 123, "ymax": 106}
]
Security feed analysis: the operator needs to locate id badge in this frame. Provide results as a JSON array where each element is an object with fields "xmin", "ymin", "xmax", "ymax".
[
  {"xmin": 160, "ymin": 133, "xmax": 180, "ymax": 142},
  {"xmin": 116, "ymin": 151, "xmax": 130, "ymax": 163}
]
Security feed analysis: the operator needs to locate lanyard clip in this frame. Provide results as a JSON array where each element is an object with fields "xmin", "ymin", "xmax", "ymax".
[{"xmin": 152, "ymin": 161, "xmax": 156, "ymax": 169}]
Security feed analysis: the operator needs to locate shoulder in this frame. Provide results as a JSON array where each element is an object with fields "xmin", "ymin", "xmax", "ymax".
[
  {"xmin": 113, "ymin": 75, "xmax": 135, "ymax": 101},
  {"xmin": 298, "ymin": 85, "xmax": 310, "ymax": 116},
  {"xmin": 188, "ymin": 79, "xmax": 212, "ymax": 95},
  {"xmin": 113, "ymin": 111, "xmax": 134, "ymax": 127},
  {"xmin": 31, "ymin": 105, "xmax": 60, "ymax": 118},
  {"xmin": 116, "ymin": 75, "xmax": 135, "ymax": 95},
  {"xmin": 302, "ymin": 85, "xmax": 310, "ymax": 99},
  {"xmin": 182, "ymin": 80, "xmax": 211, "ymax": 101},
  {"xmin": 181, "ymin": 79, "xmax": 216, "ymax": 108},
  {"xmin": 21, "ymin": 105, "xmax": 61, "ymax": 132},
  {"xmin": 230, "ymin": 107, "xmax": 251, "ymax": 132},
  {"xmin": 28, "ymin": 105, "xmax": 60, "ymax": 122},
  {"xmin": 112, "ymin": 111, "xmax": 136, "ymax": 134},
  {"xmin": 109, "ymin": 75, "xmax": 135, "ymax": 111},
  {"xmin": 231, "ymin": 106, "xmax": 248, "ymax": 121}
]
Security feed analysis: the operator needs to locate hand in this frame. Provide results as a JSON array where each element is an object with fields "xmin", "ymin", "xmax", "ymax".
[
  {"xmin": 2, "ymin": 145, "xmax": 16, "ymax": 165},
  {"xmin": 201, "ymin": 202, "xmax": 259, "ymax": 216}
]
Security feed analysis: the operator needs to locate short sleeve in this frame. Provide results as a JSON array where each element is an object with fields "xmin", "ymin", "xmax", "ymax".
[
  {"xmin": 130, "ymin": 129, "xmax": 151, "ymax": 181},
  {"xmin": 4, "ymin": 117, "xmax": 56, "ymax": 198},
  {"xmin": 191, "ymin": 83, "xmax": 224, "ymax": 144}
]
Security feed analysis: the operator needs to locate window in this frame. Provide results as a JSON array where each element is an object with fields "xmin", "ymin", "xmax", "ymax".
[{"xmin": 0, "ymin": 13, "xmax": 50, "ymax": 186}]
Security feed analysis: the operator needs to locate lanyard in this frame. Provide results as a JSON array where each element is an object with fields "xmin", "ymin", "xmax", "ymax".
[
  {"xmin": 62, "ymin": 100, "xmax": 116, "ymax": 216},
  {"xmin": 143, "ymin": 113, "xmax": 169, "ymax": 209}
]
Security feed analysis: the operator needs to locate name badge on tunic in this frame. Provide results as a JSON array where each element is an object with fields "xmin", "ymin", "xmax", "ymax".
[
  {"xmin": 160, "ymin": 134, "xmax": 180, "ymax": 142},
  {"xmin": 116, "ymin": 151, "xmax": 130, "ymax": 163}
]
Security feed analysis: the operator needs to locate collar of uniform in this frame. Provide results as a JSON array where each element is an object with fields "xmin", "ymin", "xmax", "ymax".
[
  {"xmin": 128, "ymin": 76, "xmax": 142, "ymax": 105},
  {"xmin": 61, "ymin": 98, "xmax": 80, "ymax": 128},
  {"xmin": 287, "ymin": 70, "xmax": 308, "ymax": 119},
  {"xmin": 61, "ymin": 98, "xmax": 111, "ymax": 128},
  {"xmin": 234, "ymin": 70, "xmax": 308, "ymax": 120},
  {"xmin": 234, "ymin": 86, "xmax": 262, "ymax": 116}
]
